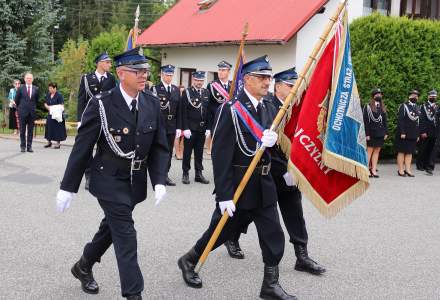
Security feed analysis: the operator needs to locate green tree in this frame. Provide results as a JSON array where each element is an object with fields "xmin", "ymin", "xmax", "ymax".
[{"xmin": 53, "ymin": 39, "xmax": 89, "ymax": 121}]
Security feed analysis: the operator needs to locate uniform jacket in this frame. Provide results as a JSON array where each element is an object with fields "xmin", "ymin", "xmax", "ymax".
[
  {"xmin": 61, "ymin": 87, "xmax": 169, "ymax": 205},
  {"xmin": 396, "ymin": 101, "xmax": 420, "ymax": 140},
  {"xmin": 181, "ymin": 86, "xmax": 209, "ymax": 132},
  {"xmin": 77, "ymin": 72, "xmax": 116, "ymax": 121},
  {"xmin": 363, "ymin": 103, "xmax": 388, "ymax": 138},
  {"xmin": 151, "ymin": 82, "xmax": 181, "ymax": 134},
  {"xmin": 419, "ymin": 102, "xmax": 438, "ymax": 137},
  {"xmin": 207, "ymin": 79, "xmax": 231, "ymax": 130},
  {"xmin": 211, "ymin": 91, "xmax": 278, "ymax": 210},
  {"xmin": 14, "ymin": 84, "xmax": 40, "ymax": 117}
]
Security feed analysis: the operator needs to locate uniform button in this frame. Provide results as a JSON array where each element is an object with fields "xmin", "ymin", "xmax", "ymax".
[
  {"xmin": 136, "ymin": 145, "xmax": 140, "ymax": 148},
  {"xmin": 100, "ymin": 166, "xmax": 104, "ymax": 170},
  {"xmin": 136, "ymin": 132, "xmax": 140, "ymax": 135},
  {"xmin": 136, "ymin": 156, "xmax": 139, "ymax": 159}
]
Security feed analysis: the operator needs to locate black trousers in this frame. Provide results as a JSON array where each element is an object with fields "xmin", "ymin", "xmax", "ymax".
[
  {"xmin": 417, "ymin": 136, "xmax": 436, "ymax": 170},
  {"xmin": 429, "ymin": 134, "xmax": 440, "ymax": 168},
  {"xmin": 19, "ymin": 112, "xmax": 34, "ymax": 149},
  {"xmin": 182, "ymin": 131, "xmax": 205, "ymax": 173},
  {"xmin": 232, "ymin": 177, "xmax": 308, "ymax": 246},
  {"xmin": 194, "ymin": 203, "xmax": 285, "ymax": 266},
  {"xmin": 82, "ymin": 199, "xmax": 143, "ymax": 297},
  {"xmin": 166, "ymin": 133, "xmax": 176, "ymax": 172}
]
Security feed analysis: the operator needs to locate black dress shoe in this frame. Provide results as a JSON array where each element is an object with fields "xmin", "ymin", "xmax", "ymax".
[
  {"xmin": 71, "ymin": 256, "xmax": 99, "ymax": 294},
  {"xmin": 166, "ymin": 176, "xmax": 176, "ymax": 186},
  {"xmin": 426, "ymin": 169, "xmax": 433, "ymax": 176},
  {"xmin": 126, "ymin": 295, "xmax": 142, "ymax": 300},
  {"xmin": 178, "ymin": 248, "xmax": 202, "ymax": 288},
  {"xmin": 195, "ymin": 171, "xmax": 210, "ymax": 184},
  {"xmin": 294, "ymin": 244, "xmax": 326, "ymax": 275},
  {"xmin": 224, "ymin": 240, "xmax": 245, "ymax": 259},
  {"xmin": 182, "ymin": 173, "xmax": 190, "ymax": 184},
  {"xmin": 260, "ymin": 265, "xmax": 297, "ymax": 300},
  {"xmin": 404, "ymin": 170, "xmax": 415, "ymax": 177},
  {"xmin": 44, "ymin": 142, "xmax": 52, "ymax": 148},
  {"xmin": 27, "ymin": 148, "xmax": 33, "ymax": 152},
  {"xmin": 416, "ymin": 166, "xmax": 425, "ymax": 171},
  {"xmin": 397, "ymin": 171, "xmax": 406, "ymax": 177},
  {"xmin": 20, "ymin": 148, "xmax": 25, "ymax": 153}
]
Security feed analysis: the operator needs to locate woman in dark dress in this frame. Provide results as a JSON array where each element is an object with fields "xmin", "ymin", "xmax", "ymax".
[
  {"xmin": 363, "ymin": 88, "xmax": 388, "ymax": 178},
  {"xmin": 44, "ymin": 82, "xmax": 66, "ymax": 149},
  {"xmin": 395, "ymin": 90, "xmax": 420, "ymax": 177}
]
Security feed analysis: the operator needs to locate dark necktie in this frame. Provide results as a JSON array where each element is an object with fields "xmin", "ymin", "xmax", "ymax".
[
  {"xmin": 256, "ymin": 102, "xmax": 263, "ymax": 122},
  {"xmin": 167, "ymin": 86, "xmax": 171, "ymax": 94},
  {"xmin": 224, "ymin": 83, "xmax": 228, "ymax": 90},
  {"xmin": 27, "ymin": 86, "xmax": 31, "ymax": 98},
  {"xmin": 131, "ymin": 99, "xmax": 137, "ymax": 122}
]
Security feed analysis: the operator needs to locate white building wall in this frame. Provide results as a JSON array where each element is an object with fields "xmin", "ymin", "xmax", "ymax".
[
  {"xmin": 295, "ymin": 0, "xmax": 363, "ymax": 72},
  {"xmin": 160, "ymin": 38, "xmax": 297, "ymax": 87},
  {"xmin": 390, "ymin": 0, "xmax": 401, "ymax": 16}
]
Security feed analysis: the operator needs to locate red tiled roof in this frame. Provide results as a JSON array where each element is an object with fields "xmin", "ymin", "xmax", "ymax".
[{"xmin": 138, "ymin": 0, "xmax": 328, "ymax": 47}]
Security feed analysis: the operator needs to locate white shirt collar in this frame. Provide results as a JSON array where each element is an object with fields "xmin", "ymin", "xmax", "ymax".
[
  {"xmin": 119, "ymin": 85, "xmax": 139, "ymax": 110},
  {"xmin": 95, "ymin": 71, "xmax": 107, "ymax": 81},
  {"xmin": 244, "ymin": 88, "xmax": 261, "ymax": 110},
  {"xmin": 161, "ymin": 80, "xmax": 171, "ymax": 90},
  {"xmin": 219, "ymin": 79, "xmax": 229, "ymax": 86}
]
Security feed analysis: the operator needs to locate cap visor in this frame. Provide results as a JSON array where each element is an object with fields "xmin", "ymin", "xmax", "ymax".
[{"xmin": 249, "ymin": 70, "xmax": 273, "ymax": 76}]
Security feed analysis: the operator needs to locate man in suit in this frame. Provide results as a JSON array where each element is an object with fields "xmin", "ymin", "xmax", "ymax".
[
  {"xmin": 206, "ymin": 60, "xmax": 232, "ymax": 153},
  {"xmin": 178, "ymin": 56, "xmax": 297, "ymax": 300},
  {"xmin": 224, "ymin": 68, "xmax": 326, "ymax": 275},
  {"xmin": 77, "ymin": 52, "xmax": 117, "ymax": 190},
  {"xmin": 181, "ymin": 71, "xmax": 210, "ymax": 185},
  {"xmin": 55, "ymin": 47, "xmax": 169, "ymax": 300},
  {"xmin": 14, "ymin": 72, "xmax": 39, "ymax": 152},
  {"xmin": 151, "ymin": 64, "xmax": 181, "ymax": 186}
]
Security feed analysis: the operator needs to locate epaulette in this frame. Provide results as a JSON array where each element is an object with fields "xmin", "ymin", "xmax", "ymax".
[{"xmin": 142, "ymin": 88, "xmax": 156, "ymax": 98}]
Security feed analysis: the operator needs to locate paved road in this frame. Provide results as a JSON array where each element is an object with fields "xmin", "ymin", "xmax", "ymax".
[{"xmin": 0, "ymin": 138, "xmax": 439, "ymax": 300}]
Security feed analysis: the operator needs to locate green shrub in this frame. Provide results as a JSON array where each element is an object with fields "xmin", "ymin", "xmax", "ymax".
[{"xmin": 350, "ymin": 13, "xmax": 440, "ymax": 157}]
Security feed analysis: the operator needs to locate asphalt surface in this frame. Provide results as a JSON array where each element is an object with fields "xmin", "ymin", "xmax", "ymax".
[{"xmin": 0, "ymin": 137, "xmax": 439, "ymax": 300}]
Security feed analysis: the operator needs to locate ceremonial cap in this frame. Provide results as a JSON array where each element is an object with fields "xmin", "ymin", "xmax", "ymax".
[
  {"xmin": 242, "ymin": 55, "xmax": 272, "ymax": 76},
  {"xmin": 217, "ymin": 60, "xmax": 232, "ymax": 69},
  {"xmin": 94, "ymin": 52, "xmax": 111, "ymax": 64},
  {"xmin": 428, "ymin": 89, "xmax": 438, "ymax": 97},
  {"xmin": 192, "ymin": 71, "xmax": 206, "ymax": 80},
  {"xmin": 274, "ymin": 67, "xmax": 298, "ymax": 85},
  {"xmin": 408, "ymin": 89, "xmax": 420, "ymax": 96},
  {"xmin": 161, "ymin": 64, "xmax": 175, "ymax": 75},
  {"xmin": 114, "ymin": 47, "xmax": 150, "ymax": 70},
  {"xmin": 371, "ymin": 88, "xmax": 383, "ymax": 96}
]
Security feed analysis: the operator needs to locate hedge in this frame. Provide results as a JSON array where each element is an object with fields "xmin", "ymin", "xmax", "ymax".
[{"xmin": 350, "ymin": 13, "xmax": 440, "ymax": 157}]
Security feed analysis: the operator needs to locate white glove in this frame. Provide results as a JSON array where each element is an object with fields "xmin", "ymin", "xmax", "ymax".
[
  {"xmin": 175, "ymin": 129, "xmax": 182, "ymax": 139},
  {"xmin": 261, "ymin": 129, "xmax": 278, "ymax": 148},
  {"xmin": 56, "ymin": 190, "xmax": 74, "ymax": 213},
  {"xmin": 283, "ymin": 172, "xmax": 296, "ymax": 187},
  {"xmin": 154, "ymin": 184, "xmax": 166, "ymax": 206},
  {"xmin": 218, "ymin": 200, "xmax": 236, "ymax": 217},
  {"xmin": 183, "ymin": 129, "xmax": 192, "ymax": 139},
  {"xmin": 205, "ymin": 129, "xmax": 211, "ymax": 137},
  {"xmin": 77, "ymin": 122, "xmax": 81, "ymax": 129}
]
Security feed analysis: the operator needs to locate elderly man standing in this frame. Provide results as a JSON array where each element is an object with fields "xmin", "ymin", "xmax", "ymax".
[
  {"xmin": 14, "ymin": 72, "xmax": 39, "ymax": 152},
  {"xmin": 56, "ymin": 47, "xmax": 169, "ymax": 300},
  {"xmin": 178, "ymin": 56, "xmax": 297, "ymax": 300}
]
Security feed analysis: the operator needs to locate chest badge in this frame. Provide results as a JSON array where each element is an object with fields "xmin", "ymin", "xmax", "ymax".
[
  {"xmin": 114, "ymin": 135, "xmax": 122, "ymax": 142},
  {"xmin": 123, "ymin": 127, "xmax": 129, "ymax": 134}
]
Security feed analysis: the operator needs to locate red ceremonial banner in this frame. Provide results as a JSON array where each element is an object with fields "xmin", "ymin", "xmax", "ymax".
[{"xmin": 281, "ymin": 33, "xmax": 360, "ymax": 217}]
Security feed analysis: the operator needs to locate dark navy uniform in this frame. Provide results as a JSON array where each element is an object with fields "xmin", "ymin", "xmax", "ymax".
[
  {"xmin": 178, "ymin": 56, "xmax": 297, "ymax": 300},
  {"xmin": 77, "ymin": 52, "xmax": 116, "ymax": 121},
  {"xmin": 60, "ymin": 48, "xmax": 169, "ymax": 299},
  {"xmin": 417, "ymin": 90, "xmax": 438, "ymax": 172},
  {"xmin": 152, "ymin": 78, "xmax": 181, "ymax": 176},
  {"xmin": 395, "ymin": 100, "xmax": 420, "ymax": 154},
  {"xmin": 363, "ymin": 103, "xmax": 388, "ymax": 148},
  {"xmin": 181, "ymin": 76, "xmax": 209, "ymax": 179},
  {"xmin": 207, "ymin": 79, "xmax": 231, "ymax": 130}
]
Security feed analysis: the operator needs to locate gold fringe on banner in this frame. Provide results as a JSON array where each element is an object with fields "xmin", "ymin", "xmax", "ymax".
[{"xmin": 287, "ymin": 160, "xmax": 368, "ymax": 218}]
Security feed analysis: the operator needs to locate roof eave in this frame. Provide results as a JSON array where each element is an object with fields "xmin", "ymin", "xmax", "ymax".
[{"xmin": 138, "ymin": 39, "xmax": 287, "ymax": 48}]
